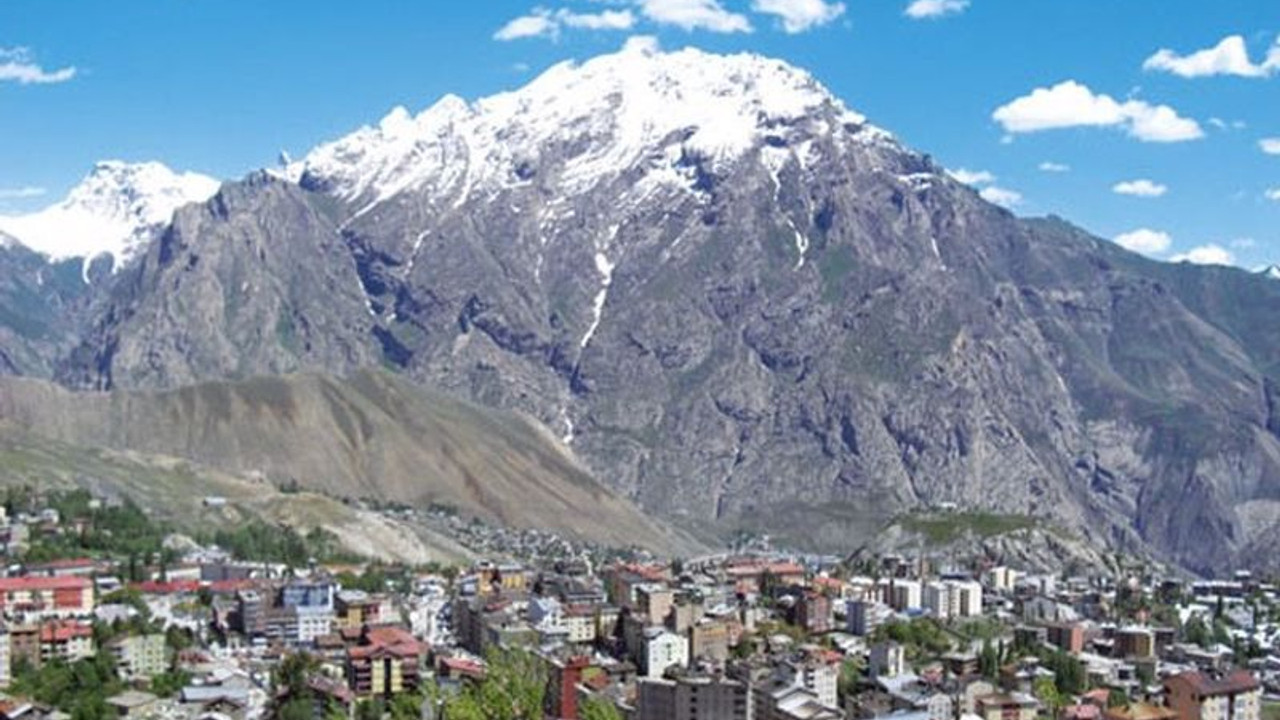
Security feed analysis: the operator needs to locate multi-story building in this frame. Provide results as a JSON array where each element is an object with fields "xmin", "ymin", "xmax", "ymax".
[
  {"xmin": 279, "ymin": 581, "xmax": 335, "ymax": 645},
  {"xmin": 111, "ymin": 634, "xmax": 168, "ymax": 681},
  {"xmin": 563, "ymin": 605, "xmax": 599, "ymax": 645},
  {"xmin": 795, "ymin": 593, "xmax": 831, "ymax": 635},
  {"xmin": 344, "ymin": 625, "xmax": 424, "ymax": 699},
  {"xmin": 642, "ymin": 628, "xmax": 689, "ymax": 679},
  {"xmin": 780, "ymin": 654, "xmax": 839, "ymax": 709},
  {"xmin": 9, "ymin": 624, "xmax": 40, "ymax": 669},
  {"xmin": 881, "ymin": 579, "xmax": 923, "ymax": 611},
  {"xmin": 638, "ymin": 672, "xmax": 754, "ymax": 720},
  {"xmin": 870, "ymin": 642, "xmax": 906, "ymax": 679},
  {"xmin": 39, "ymin": 620, "xmax": 94, "ymax": 663},
  {"xmin": 335, "ymin": 590, "xmax": 390, "ymax": 630},
  {"xmin": 544, "ymin": 655, "xmax": 590, "ymax": 720},
  {"xmin": 0, "ymin": 624, "xmax": 9, "ymax": 688},
  {"xmin": 1114, "ymin": 627, "xmax": 1155, "ymax": 660},
  {"xmin": 924, "ymin": 580, "xmax": 982, "ymax": 620},
  {"xmin": 690, "ymin": 619, "xmax": 731, "ymax": 665},
  {"xmin": 0, "ymin": 577, "xmax": 93, "ymax": 620},
  {"xmin": 1047, "ymin": 622, "xmax": 1085, "ymax": 655},
  {"xmin": 636, "ymin": 585, "xmax": 675, "ymax": 627},
  {"xmin": 846, "ymin": 600, "xmax": 892, "ymax": 637},
  {"xmin": 236, "ymin": 589, "xmax": 264, "ymax": 637},
  {"xmin": 974, "ymin": 693, "xmax": 1039, "ymax": 720},
  {"xmin": 1164, "ymin": 671, "xmax": 1261, "ymax": 720}
]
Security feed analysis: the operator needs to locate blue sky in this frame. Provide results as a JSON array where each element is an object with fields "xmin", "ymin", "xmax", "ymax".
[{"xmin": 2, "ymin": 0, "xmax": 1278, "ymax": 268}]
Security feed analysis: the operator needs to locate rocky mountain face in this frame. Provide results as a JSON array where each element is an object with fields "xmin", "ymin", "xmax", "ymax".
[{"xmin": 17, "ymin": 41, "xmax": 1280, "ymax": 574}]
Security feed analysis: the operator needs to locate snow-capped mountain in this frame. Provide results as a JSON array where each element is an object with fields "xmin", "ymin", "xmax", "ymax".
[
  {"xmin": 288, "ymin": 36, "xmax": 891, "ymax": 214},
  {"xmin": 21, "ymin": 40, "xmax": 1280, "ymax": 575},
  {"xmin": 0, "ymin": 161, "xmax": 220, "ymax": 269},
  {"xmin": 1256, "ymin": 264, "xmax": 1280, "ymax": 280}
]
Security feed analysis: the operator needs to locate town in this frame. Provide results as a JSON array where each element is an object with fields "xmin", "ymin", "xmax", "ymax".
[{"xmin": 0, "ymin": 487, "xmax": 1276, "ymax": 720}]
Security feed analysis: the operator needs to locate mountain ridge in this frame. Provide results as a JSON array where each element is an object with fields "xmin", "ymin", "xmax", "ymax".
[{"xmin": 4, "ymin": 42, "xmax": 1279, "ymax": 575}]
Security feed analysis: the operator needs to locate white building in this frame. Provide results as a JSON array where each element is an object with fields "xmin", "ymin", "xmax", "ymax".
[
  {"xmin": 643, "ymin": 628, "xmax": 690, "ymax": 678},
  {"xmin": 924, "ymin": 580, "xmax": 982, "ymax": 620}
]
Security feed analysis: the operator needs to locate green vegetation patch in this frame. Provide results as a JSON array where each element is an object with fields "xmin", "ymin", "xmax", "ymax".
[{"xmin": 898, "ymin": 511, "xmax": 1037, "ymax": 545}]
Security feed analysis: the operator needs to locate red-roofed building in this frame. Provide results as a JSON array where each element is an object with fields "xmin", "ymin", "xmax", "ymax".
[
  {"xmin": 133, "ymin": 580, "xmax": 201, "ymax": 595},
  {"xmin": 25, "ymin": 558, "xmax": 97, "ymax": 578},
  {"xmin": 0, "ymin": 576, "xmax": 93, "ymax": 620},
  {"xmin": 1164, "ymin": 671, "xmax": 1261, "ymax": 720},
  {"xmin": 39, "ymin": 620, "xmax": 94, "ymax": 663},
  {"xmin": 438, "ymin": 656, "xmax": 487, "ymax": 682},
  {"xmin": 344, "ymin": 626, "xmax": 424, "ymax": 699}
]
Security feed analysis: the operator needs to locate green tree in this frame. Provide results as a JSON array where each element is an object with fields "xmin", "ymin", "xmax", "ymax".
[
  {"xmin": 1034, "ymin": 676, "xmax": 1061, "ymax": 718},
  {"xmin": 979, "ymin": 639, "xmax": 1000, "ymax": 680},
  {"xmin": 580, "ymin": 696, "xmax": 623, "ymax": 720},
  {"xmin": 1108, "ymin": 689, "xmax": 1131, "ymax": 709}
]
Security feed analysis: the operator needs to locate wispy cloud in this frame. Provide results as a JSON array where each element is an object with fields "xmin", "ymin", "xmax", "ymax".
[
  {"xmin": 495, "ymin": 7, "xmax": 636, "ymax": 41},
  {"xmin": 992, "ymin": 80, "xmax": 1203, "ymax": 143},
  {"xmin": 1171, "ymin": 244, "xmax": 1235, "ymax": 266},
  {"xmin": 1144, "ymin": 34, "xmax": 1280, "ymax": 78},
  {"xmin": 638, "ymin": 0, "xmax": 752, "ymax": 33},
  {"xmin": 1114, "ymin": 228, "xmax": 1172, "ymax": 255},
  {"xmin": 947, "ymin": 168, "xmax": 995, "ymax": 185},
  {"xmin": 0, "ymin": 47, "xmax": 76, "ymax": 85},
  {"xmin": 1266, "ymin": 188, "xmax": 1280, "ymax": 202},
  {"xmin": 0, "ymin": 186, "xmax": 46, "ymax": 200},
  {"xmin": 1113, "ymin": 179, "xmax": 1167, "ymax": 197},
  {"xmin": 1261, "ymin": 138, "xmax": 1280, "ymax": 155},
  {"xmin": 979, "ymin": 186, "xmax": 1022, "ymax": 208},
  {"xmin": 751, "ymin": 0, "xmax": 845, "ymax": 33},
  {"xmin": 1038, "ymin": 161, "xmax": 1070, "ymax": 173},
  {"xmin": 904, "ymin": 0, "xmax": 969, "ymax": 19}
]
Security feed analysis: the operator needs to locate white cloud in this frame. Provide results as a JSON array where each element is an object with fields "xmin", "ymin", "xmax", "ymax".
[
  {"xmin": 1261, "ymin": 138, "xmax": 1280, "ymax": 155},
  {"xmin": 1231, "ymin": 237, "xmax": 1258, "ymax": 249},
  {"xmin": 979, "ymin": 186, "xmax": 1022, "ymax": 208},
  {"xmin": 751, "ymin": 0, "xmax": 845, "ymax": 33},
  {"xmin": 1114, "ymin": 229, "xmax": 1173, "ymax": 255},
  {"xmin": 1171, "ymin": 244, "xmax": 1235, "ymax": 266},
  {"xmin": 1266, "ymin": 188, "xmax": 1280, "ymax": 202},
  {"xmin": 1143, "ymin": 34, "xmax": 1279, "ymax": 78},
  {"xmin": 904, "ymin": 0, "xmax": 969, "ymax": 19},
  {"xmin": 992, "ymin": 80, "xmax": 1203, "ymax": 143},
  {"xmin": 1112, "ymin": 179, "xmax": 1168, "ymax": 198},
  {"xmin": 0, "ymin": 186, "xmax": 46, "ymax": 200},
  {"xmin": 638, "ymin": 0, "xmax": 752, "ymax": 33},
  {"xmin": 560, "ymin": 8, "xmax": 636, "ymax": 30},
  {"xmin": 494, "ymin": 7, "xmax": 635, "ymax": 40},
  {"xmin": 0, "ymin": 47, "xmax": 75, "ymax": 85},
  {"xmin": 494, "ymin": 11, "xmax": 560, "ymax": 40},
  {"xmin": 948, "ymin": 168, "xmax": 995, "ymax": 185},
  {"xmin": 1038, "ymin": 161, "xmax": 1070, "ymax": 173}
]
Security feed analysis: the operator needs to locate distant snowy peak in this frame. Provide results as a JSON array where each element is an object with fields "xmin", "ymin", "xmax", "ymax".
[
  {"xmin": 0, "ymin": 160, "xmax": 220, "ymax": 267},
  {"xmin": 289, "ymin": 38, "xmax": 890, "ymax": 212},
  {"xmin": 1257, "ymin": 264, "xmax": 1280, "ymax": 280}
]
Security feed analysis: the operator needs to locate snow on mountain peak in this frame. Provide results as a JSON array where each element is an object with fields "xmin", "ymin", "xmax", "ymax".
[
  {"xmin": 0, "ymin": 160, "xmax": 220, "ymax": 268},
  {"xmin": 290, "ymin": 40, "xmax": 883, "ymax": 212}
]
